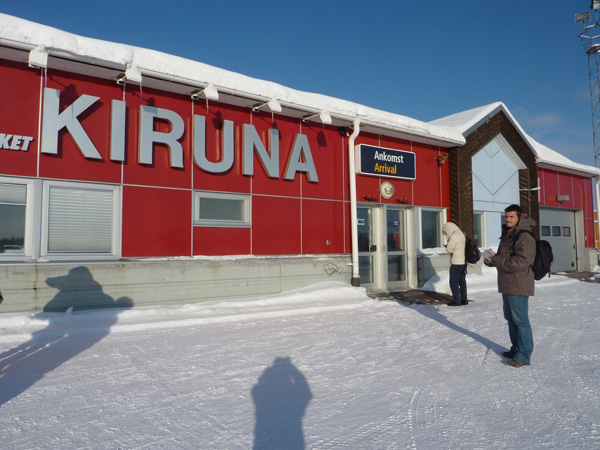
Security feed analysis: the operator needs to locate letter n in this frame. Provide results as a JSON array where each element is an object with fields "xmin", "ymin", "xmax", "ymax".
[{"xmin": 242, "ymin": 124, "xmax": 279, "ymax": 177}]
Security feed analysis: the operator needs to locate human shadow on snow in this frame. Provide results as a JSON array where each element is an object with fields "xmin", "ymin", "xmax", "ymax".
[
  {"xmin": 252, "ymin": 356, "xmax": 312, "ymax": 450},
  {"xmin": 399, "ymin": 302, "xmax": 504, "ymax": 355},
  {"xmin": 0, "ymin": 266, "xmax": 132, "ymax": 406}
]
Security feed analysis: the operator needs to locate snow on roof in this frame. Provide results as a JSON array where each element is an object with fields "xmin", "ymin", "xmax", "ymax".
[
  {"xmin": 0, "ymin": 13, "xmax": 465, "ymax": 146},
  {"xmin": 431, "ymin": 102, "xmax": 600, "ymax": 177}
]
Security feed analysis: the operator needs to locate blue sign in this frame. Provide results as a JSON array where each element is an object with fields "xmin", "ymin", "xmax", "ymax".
[{"xmin": 358, "ymin": 144, "xmax": 416, "ymax": 180}]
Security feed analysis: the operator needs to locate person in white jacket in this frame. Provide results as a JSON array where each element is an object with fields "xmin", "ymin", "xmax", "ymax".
[{"xmin": 442, "ymin": 221, "xmax": 468, "ymax": 306}]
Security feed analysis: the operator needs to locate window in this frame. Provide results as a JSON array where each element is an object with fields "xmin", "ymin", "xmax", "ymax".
[
  {"xmin": 0, "ymin": 182, "xmax": 27, "ymax": 255},
  {"xmin": 552, "ymin": 226, "xmax": 561, "ymax": 237},
  {"xmin": 421, "ymin": 209, "xmax": 442, "ymax": 248},
  {"xmin": 562, "ymin": 227, "xmax": 571, "ymax": 237},
  {"xmin": 473, "ymin": 212, "xmax": 484, "ymax": 247},
  {"xmin": 541, "ymin": 226, "xmax": 550, "ymax": 237},
  {"xmin": 194, "ymin": 192, "xmax": 250, "ymax": 227},
  {"xmin": 42, "ymin": 181, "xmax": 119, "ymax": 256}
]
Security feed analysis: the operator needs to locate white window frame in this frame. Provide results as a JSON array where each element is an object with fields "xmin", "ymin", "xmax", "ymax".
[
  {"xmin": 41, "ymin": 180, "xmax": 121, "ymax": 259},
  {"xmin": 193, "ymin": 191, "xmax": 251, "ymax": 228},
  {"xmin": 0, "ymin": 176, "xmax": 35, "ymax": 260},
  {"xmin": 418, "ymin": 207, "xmax": 445, "ymax": 250}
]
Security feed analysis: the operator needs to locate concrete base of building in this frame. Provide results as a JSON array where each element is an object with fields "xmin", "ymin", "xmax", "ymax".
[
  {"xmin": 0, "ymin": 255, "xmax": 352, "ymax": 313},
  {"xmin": 417, "ymin": 254, "xmax": 483, "ymax": 287}
]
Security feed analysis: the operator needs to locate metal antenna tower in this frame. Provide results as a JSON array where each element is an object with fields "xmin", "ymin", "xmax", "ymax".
[{"xmin": 576, "ymin": 2, "xmax": 600, "ymax": 167}]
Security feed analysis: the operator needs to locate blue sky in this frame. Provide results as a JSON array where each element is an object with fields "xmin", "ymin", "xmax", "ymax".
[{"xmin": 1, "ymin": 1, "xmax": 598, "ymax": 167}]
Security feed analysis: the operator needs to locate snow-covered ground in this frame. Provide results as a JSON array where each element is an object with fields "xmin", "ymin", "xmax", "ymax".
[{"xmin": 0, "ymin": 266, "xmax": 599, "ymax": 449}]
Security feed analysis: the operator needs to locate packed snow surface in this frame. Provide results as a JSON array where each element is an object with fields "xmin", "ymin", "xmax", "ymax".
[{"xmin": 1, "ymin": 267, "xmax": 599, "ymax": 449}]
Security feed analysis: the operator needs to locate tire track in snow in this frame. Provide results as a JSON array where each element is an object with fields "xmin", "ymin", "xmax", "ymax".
[{"xmin": 407, "ymin": 387, "xmax": 491, "ymax": 450}]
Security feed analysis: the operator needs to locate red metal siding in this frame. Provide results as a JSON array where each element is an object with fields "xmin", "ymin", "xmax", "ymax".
[
  {"xmin": 193, "ymin": 227, "xmax": 251, "ymax": 255},
  {"xmin": 252, "ymin": 196, "xmax": 301, "ymax": 255},
  {"xmin": 0, "ymin": 60, "xmax": 42, "ymax": 177},
  {"xmin": 413, "ymin": 144, "xmax": 448, "ymax": 207},
  {"xmin": 301, "ymin": 199, "xmax": 346, "ymax": 254},
  {"xmin": 122, "ymin": 186, "xmax": 191, "ymax": 257},
  {"xmin": 539, "ymin": 168, "xmax": 596, "ymax": 247}
]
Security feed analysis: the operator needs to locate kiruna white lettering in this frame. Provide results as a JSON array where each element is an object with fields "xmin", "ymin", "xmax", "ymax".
[{"xmin": 40, "ymin": 88, "xmax": 318, "ymax": 181}]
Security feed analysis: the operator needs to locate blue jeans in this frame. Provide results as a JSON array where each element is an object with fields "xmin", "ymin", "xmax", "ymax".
[
  {"xmin": 449, "ymin": 264, "xmax": 467, "ymax": 304},
  {"xmin": 502, "ymin": 294, "xmax": 533, "ymax": 365}
]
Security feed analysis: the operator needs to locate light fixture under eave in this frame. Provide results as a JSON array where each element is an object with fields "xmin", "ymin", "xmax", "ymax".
[
  {"xmin": 28, "ymin": 46, "xmax": 48, "ymax": 69},
  {"xmin": 252, "ymin": 98, "xmax": 282, "ymax": 113},
  {"xmin": 191, "ymin": 82, "xmax": 219, "ymax": 101},
  {"xmin": 302, "ymin": 110, "xmax": 332, "ymax": 125},
  {"xmin": 125, "ymin": 64, "xmax": 142, "ymax": 84},
  {"xmin": 320, "ymin": 111, "xmax": 332, "ymax": 124}
]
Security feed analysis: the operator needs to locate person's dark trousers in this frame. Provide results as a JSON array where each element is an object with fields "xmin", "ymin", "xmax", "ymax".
[
  {"xmin": 502, "ymin": 294, "xmax": 533, "ymax": 365},
  {"xmin": 449, "ymin": 264, "xmax": 467, "ymax": 304}
]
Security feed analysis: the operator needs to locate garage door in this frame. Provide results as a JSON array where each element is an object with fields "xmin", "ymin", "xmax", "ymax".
[{"xmin": 539, "ymin": 208, "xmax": 577, "ymax": 272}]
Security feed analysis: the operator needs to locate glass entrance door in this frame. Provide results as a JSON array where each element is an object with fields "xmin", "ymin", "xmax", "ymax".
[
  {"xmin": 386, "ymin": 208, "xmax": 407, "ymax": 288},
  {"xmin": 357, "ymin": 206, "xmax": 408, "ymax": 289},
  {"xmin": 357, "ymin": 207, "xmax": 374, "ymax": 284}
]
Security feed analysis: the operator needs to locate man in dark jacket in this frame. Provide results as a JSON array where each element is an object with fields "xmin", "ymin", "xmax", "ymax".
[{"xmin": 484, "ymin": 204, "xmax": 536, "ymax": 368}]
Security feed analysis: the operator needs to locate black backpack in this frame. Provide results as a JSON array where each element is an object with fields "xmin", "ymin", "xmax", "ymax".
[
  {"xmin": 464, "ymin": 234, "xmax": 481, "ymax": 264},
  {"xmin": 515, "ymin": 231, "xmax": 554, "ymax": 280}
]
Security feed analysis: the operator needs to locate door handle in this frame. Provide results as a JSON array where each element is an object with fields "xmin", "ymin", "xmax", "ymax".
[{"xmin": 370, "ymin": 245, "xmax": 377, "ymax": 252}]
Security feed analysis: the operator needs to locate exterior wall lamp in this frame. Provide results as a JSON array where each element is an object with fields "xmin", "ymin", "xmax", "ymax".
[
  {"xmin": 28, "ymin": 46, "xmax": 48, "ymax": 69},
  {"xmin": 434, "ymin": 153, "xmax": 448, "ymax": 166},
  {"xmin": 252, "ymin": 98, "xmax": 282, "ymax": 113},
  {"xmin": 190, "ymin": 82, "xmax": 219, "ymax": 101},
  {"xmin": 302, "ymin": 111, "xmax": 332, "ymax": 125}
]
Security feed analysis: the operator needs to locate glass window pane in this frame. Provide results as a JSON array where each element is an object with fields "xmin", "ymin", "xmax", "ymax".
[
  {"xmin": 552, "ymin": 226, "xmax": 561, "ymax": 237},
  {"xmin": 0, "ymin": 204, "xmax": 26, "ymax": 254},
  {"xmin": 194, "ymin": 192, "xmax": 250, "ymax": 227},
  {"xmin": 473, "ymin": 213, "xmax": 483, "ymax": 247},
  {"xmin": 358, "ymin": 255, "xmax": 373, "ymax": 284},
  {"xmin": 0, "ymin": 183, "xmax": 27, "ymax": 255},
  {"xmin": 357, "ymin": 208, "xmax": 372, "ymax": 252},
  {"xmin": 422, "ymin": 210, "xmax": 441, "ymax": 248},
  {"xmin": 562, "ymin": 227, "xmax": 571, "ymax": 237},
  {"xmin": 387, "ymin": 255, "xmax": 406, "ymax": 282},
  {"xmin": 541, "ymin": 226, "xmax": 550, "ymax": 236},
  {"xmin": 386, "ymin": 209, "xmax": 405, "ymax": 252},
  {"xmin": 199, "ymin": 197, "xmax": 244, "ymax": 221}
]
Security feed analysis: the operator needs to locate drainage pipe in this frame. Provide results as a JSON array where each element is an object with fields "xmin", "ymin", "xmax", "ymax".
[
  {"xmin": 596, "ymin": 177, "xmax": 600, "ymax": 251},
  {"xmin": 348, "ymin": 119, "xmax": 361, "ymax": 286}
]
